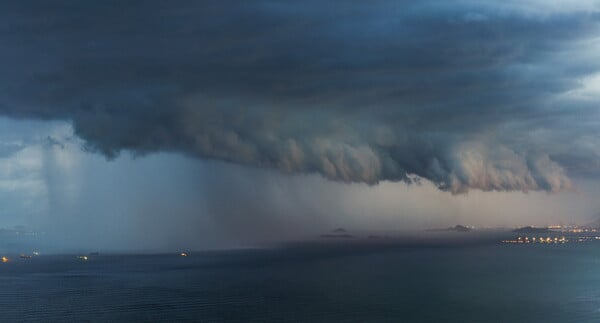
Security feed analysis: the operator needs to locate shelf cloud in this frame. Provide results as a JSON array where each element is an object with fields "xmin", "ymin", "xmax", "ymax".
[{"xmin": 1, "ymin": 1, "xmax": 599, "ymax": 193}]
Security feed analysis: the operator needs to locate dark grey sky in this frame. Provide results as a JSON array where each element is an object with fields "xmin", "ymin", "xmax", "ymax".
[{"xmin": 1, "ymin": 1, "xmax": 600, "ymax": 251}]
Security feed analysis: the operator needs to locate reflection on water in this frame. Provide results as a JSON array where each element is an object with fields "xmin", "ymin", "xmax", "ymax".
[{"xmin": 1, "ymin": 244, "xmax": 600, "ymax": 322}]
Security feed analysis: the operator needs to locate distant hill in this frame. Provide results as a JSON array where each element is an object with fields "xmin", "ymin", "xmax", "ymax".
[
  {"xmin": 426, "ymin": 225, "xmax": 472, "ymax": 232},
  {"xmin": 319, "ymin": 234, "xmax": 354, "ymax": 239},
  {"xmin": 320, "ymin": 228, "xmax": 354, "ymax": 239},
  {"xmin": 449, "ymin": 225, "xmax": 472, "ymax": 232},
  {"xmin": 513, "ymin": 226, "xmax": 550, "ymax": 233}
]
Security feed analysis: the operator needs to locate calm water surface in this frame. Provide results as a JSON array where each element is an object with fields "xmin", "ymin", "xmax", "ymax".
[{"xmin": 1, "ymin": 243, "xmax": 600, "ymax": 322}]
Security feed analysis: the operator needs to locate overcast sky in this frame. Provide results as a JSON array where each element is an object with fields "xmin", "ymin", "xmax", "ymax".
[{"xmin": 1, "ymin": 1, "xmax": 600, "ymax": 251}]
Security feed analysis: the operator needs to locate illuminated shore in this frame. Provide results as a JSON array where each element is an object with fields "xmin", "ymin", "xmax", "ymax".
[{"xmin": 501, "ymin": 236, "xmax": 600, "ymax": 244}]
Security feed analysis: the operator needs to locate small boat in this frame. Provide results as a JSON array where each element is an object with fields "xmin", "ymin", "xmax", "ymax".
[{"xmin": 19, "ymin": 254, "xmax": 32, "ymax": 259}]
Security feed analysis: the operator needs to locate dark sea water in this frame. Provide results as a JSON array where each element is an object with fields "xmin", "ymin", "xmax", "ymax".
[{"xmin": 1, "ymin": 243, "xmax": 600, "ymax": 322}]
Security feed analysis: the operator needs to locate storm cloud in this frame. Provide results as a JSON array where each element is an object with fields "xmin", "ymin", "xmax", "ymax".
[{"xmin": 1, "ymin": 1, "xmax": 600, "ymax": 192}]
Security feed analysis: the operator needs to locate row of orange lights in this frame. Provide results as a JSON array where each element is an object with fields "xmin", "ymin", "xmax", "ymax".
[{"xmin": 502, "ymin": 236, "xmax": 567, "ymax": 244}]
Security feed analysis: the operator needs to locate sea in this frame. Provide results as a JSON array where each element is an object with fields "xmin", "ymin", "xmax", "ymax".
[{"xmin": 1, "ymin": 241, "xmax": 600, "ymax": 322}]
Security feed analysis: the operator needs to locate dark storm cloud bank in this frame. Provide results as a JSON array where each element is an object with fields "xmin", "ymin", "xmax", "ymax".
[{"xmin": 1, "ymin": 1, "xmax": 600, "ymax": 193}]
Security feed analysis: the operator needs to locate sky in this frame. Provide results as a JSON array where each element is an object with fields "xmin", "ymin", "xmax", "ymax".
[{"xmin": 1, "ymin": 1, "xmax": 600, "ymax": 251}]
